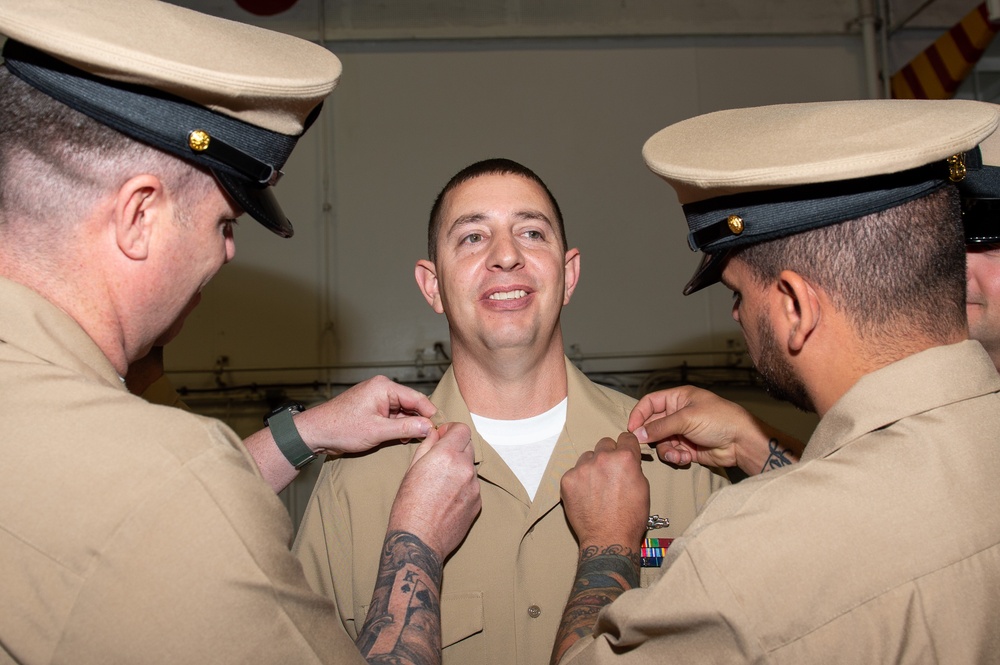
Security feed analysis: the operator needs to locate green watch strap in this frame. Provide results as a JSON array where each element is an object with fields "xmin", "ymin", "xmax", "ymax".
[{"xmin": 267, "ymin": 406, "xmax": 316, "ymax": 469}]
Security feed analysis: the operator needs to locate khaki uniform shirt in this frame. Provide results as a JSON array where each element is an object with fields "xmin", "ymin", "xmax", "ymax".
[
  {"xmin": 294, "ymin": 358, "xmax": 726, "ymax": 665},
  {"xmin": 140, "ymin": 374, "xmax": 191, "ymax": 411},
  {"xmin": 0, "ymin": 278, "xmax": 364, "ymax": 665},
  {"xmin": 563, "ymin": 341, "xmax": 1000, "ymax": 664}
]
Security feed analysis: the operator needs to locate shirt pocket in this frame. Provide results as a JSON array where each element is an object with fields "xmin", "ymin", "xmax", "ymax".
[
  {"xmin": 441, "ymin": 591, "xmax": 483, "ymax": 648},
  {"xmin": 358, "ymin": 591, "xmax": 483, "ymax": 648}
]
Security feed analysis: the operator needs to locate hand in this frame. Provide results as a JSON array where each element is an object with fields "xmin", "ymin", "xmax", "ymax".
[
  {"xmin": 628, "ymin": 385, "xmax": 802, "ymax": 475},
  {"xmin": 387, "ymin": 422, "xmax": 481, "ymax": 562},
  {"xmin": 560, "ymin": 432, "xmax": 649, "ymax": 550},
  {"xmin": 295, "ymin": 375, "xmax": 437, "ymax": 456}
]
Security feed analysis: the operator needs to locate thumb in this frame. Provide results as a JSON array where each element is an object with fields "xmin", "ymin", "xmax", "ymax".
[
  {"xmin": 408, "ymin": 425, "xmax": 441, "ymax": 468},
  {"xmin": 617, "ymin": 431, "xmax": 642, "ymax": 460},
  {"xmin": 375, "ymin": 415, "xmax": 434, "ymax": 445},
  {"xmin": 435, "ymin": 422, "xmax": 473, "ymax": 454},
  {"xmin": 634, "ymin": 408, "xmax": 695, "ymax": 445}
]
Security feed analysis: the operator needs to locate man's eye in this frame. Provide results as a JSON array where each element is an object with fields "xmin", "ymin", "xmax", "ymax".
[
  {"xmin": 222, "ymin": 218, "xmax": 238, "ymax": 234},
  {"xmin": 463, "ymin": 233, "xmax": 483, "ymax": 244},
  {"xmin": 524, "ymin": 229, "xmax": 543, "ymax": 240},
  {"xmin": 731, "ymin": 291, "xmax": 742, "ymax": 306}
]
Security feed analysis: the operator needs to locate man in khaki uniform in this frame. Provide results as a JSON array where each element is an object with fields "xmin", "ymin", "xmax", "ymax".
[
  {"xmin": 628, "ymin": 128, "xmax": 1000, "ymax": 479},
  {"xmin": 294, "ymin": 159, "xmax": 727, "ymax": 665},
  {"xmin": 0, "ymin": 1, "xmax": 481, "ymax": 663},
  {"xmin": 964, "ymin": 129, "xmax": 1000, "ymax": 372},
  {"xmin": 551, "ymin": 100, "xmax": 1000, "ymax": 664}
]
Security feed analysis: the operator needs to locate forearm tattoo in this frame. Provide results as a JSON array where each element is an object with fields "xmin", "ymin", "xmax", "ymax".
[
  {"xmin": 760, "ymin": 437, "xmax": 795, "ymax": 473},
  {"xmin": 550, "ymin": 544, "xmax": 640, "ymax": 665},
  {"xmin": 356, "ymin": 531, "xmax": 444, "ymax": 665}
]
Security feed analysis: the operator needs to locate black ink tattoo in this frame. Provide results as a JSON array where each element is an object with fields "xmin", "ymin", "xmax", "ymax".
[
  {"xmin": 550, "ymin": 544, "xmax": 640, "ymax": 665},
  {"xmin": 356, "ymin": 531, "xmax": 444, "ymax": 665},
  {"xmin": 760, "ymin": 438, "xmax": 794, "ymax": 473}
]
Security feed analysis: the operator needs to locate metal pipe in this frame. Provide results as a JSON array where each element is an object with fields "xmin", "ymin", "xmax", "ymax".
[
  {"xmin": 877, "ymin": 0, "xmax": 893, "ymax": 98},
  {"xmin": 168, "ymin": 347, "xmax": 745, "ymax": 376},
  {"xmin": 859, "ymin": 0, "xmax": 882, "ymax": 99}
]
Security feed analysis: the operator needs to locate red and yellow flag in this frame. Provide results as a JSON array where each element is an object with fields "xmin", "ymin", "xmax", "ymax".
[{"xmin": 891, "ymin": 2, "xmax": 1000, "ymax": 99}]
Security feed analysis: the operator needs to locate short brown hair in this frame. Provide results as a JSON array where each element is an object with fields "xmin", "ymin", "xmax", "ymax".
[
  {"xmin": 734, "ymin": 185, "xmax": 966, "ymax": 344},
  {"xmin": 426, "ymin": 158, "xmax": 567, "ymax": 262},
  {"xmin": 0, "ymin": 67, "xmax": 201, "ymax": 228}
]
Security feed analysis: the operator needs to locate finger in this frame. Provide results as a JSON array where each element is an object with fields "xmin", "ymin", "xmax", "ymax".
[
  {"xmin": 386, "ymin": 384, "xmax": 438, "ymax": 418},
  {"xmin": 634, "ymin": 407, "xmax": 698, "ymax": 446},
  {"xmin": 631, "ymin": 412, "xmax": 666, "ymax": 437},
  {"xmin": 627, "ymin": 390, "xmax": 676, "ymax": 432},
  {"xmin": 592, "ymin": 437, "xmax": 618, "ymax": 454},
  {"xmin": 615, "ymin": 431, "xmax": 642, "ymax": 459},
  {"xmin": 656, "ymin": 442, "xmax": 692, "ymax": 466},
  {"xmin": 627, "ymin": 387, "xmax": 696, "ymax": 432},
  {"xmin": 429, "ymin": 410, "xmax": 447, "ymax": 429},
  {"xmin": 373, "ymin": 415, "xmax": 434, "ymax": 444},
  {"xmin": 408, "ymin": 428, "xmax": 440, "ymax": 467},
  {"xmin": 434, "ymin": 422, "xmax": 473, "ymax": 454}
]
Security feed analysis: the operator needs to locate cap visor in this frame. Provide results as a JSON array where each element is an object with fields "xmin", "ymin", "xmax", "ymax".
[
  {"xmin": 214, "ymin": 170, "xmax": 294, "ymax": 238},
  {"xmin": 683, "ymin": 250, "xmax": 730, "ymax": 296},
  {"xmin": 963, "ymin": 204, "xmax": 1000, "ymax": 244}
]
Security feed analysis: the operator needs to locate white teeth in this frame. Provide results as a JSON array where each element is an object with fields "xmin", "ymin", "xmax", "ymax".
[{"xmin": 489, "ymin": 290, "xmax": 528, "ymax": 301}]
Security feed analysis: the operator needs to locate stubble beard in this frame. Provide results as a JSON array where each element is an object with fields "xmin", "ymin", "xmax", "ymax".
[{"xmin": 752, "ymin": 312, "xmax": 816, "ymax": 413}]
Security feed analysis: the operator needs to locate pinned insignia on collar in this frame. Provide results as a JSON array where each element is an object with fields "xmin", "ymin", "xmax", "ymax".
[{"xmin": 647, "ymin": 514, "xmax": 669, "ymax": 529}]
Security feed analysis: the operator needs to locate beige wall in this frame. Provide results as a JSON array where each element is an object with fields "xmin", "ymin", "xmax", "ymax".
[
  {"xmin": 151, "ymin": 34, "xmax": 863, "ymax": 521},
  {"xmin": 169, "ymin": 35, "xmax": 867, "ymax": 390}
]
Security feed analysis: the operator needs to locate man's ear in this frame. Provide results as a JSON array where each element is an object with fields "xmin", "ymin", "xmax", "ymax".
[
  {"xmin": 776, "ymin": 269, "xmax": 821, "ymax": 353},
  {"xmin": 415, "ymin": 259, "xmax": 444, "ymax": 314},
  {"xmin": 563, "ymin": 248, "xmax": 581, "ymax": 305},
  {"xmin": 113, "ymin": 175, "xmax": 163, "ymax": 260}
]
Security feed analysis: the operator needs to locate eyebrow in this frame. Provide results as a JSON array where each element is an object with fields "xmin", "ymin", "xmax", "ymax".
[{"xmin": 447, "ymin": 209, "xmax": 555, "ymax": 235}]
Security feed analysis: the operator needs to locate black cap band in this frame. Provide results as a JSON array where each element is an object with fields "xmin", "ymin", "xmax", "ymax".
[
  {"xmin": 679, "ymin": 161, "xmax": 954, "ymax": 294},
  {"xmin": 684, "ymin": 161, "xmax": 950, "ymax": 255},
  {"xmin": 957, "ymin": 145, "xmax": 1000, "ymax": 244},
  {"xmin": 3, "ymin": 40, "xmax": 303, "ymax": 237}
]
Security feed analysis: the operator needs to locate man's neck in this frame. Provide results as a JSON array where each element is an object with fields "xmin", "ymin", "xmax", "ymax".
[
  {"xmin": 808, "ymin": 330, "xmax": 967, "ymax": 417},
  {"xmin": 983, "ymin": 345, "xmax": 1000, "ymax": 374},
  {"xmin": 451, "ymin": 338, "xmax": 568, "ymax": 420},
  {"xmin": 0, "ymin": 224, "xmax": 132, "ymax": 376}
]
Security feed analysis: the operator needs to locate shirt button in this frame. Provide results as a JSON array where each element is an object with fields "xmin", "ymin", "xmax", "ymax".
[{"xmin": 527, "ymin": 605, "xmax": 541, "ymax": 619}]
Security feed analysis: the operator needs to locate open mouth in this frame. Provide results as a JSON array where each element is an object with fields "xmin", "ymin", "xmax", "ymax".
[{"xmin": 488, "ymin": 289, "xmax": 528, "ymax": 301}]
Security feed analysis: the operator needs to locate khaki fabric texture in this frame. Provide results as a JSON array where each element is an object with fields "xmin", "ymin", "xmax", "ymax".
[
  {"xmin": 642, "ymin": 100, "xmax": 1000, "ymax": 205},
  {"xmin": 0, "ymin": 0, "xmax": 342, "ymax": 134},
  {"xmin": 294, "ymin": 358, "xmax": 727, "ymax": 665},
  {"xmin": 562, "ymin": 341, "xmax": 1000, "ymax": 664},
  {"xmin": 0, "ymin": 277, "xmax": 364, "ymax": 665}
]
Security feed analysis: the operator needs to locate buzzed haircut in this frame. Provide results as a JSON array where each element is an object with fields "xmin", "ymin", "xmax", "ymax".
[
  {"xmin": 0, "ymin": 67, "xmax": 201, "ymax": 227},
  {"xmin": 735, "ymin": 185, "xmax": 967, "ymax": 345},
  {"xmin": 426, "ymin": 158, "xmax": 567, "ymax": 262}
]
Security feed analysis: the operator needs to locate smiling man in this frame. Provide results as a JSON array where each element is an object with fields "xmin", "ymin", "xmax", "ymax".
[
  {"xmin": 620, "ymin": 128, "xmax": 1000, "ymax": 482},
  {"xmin": 0, "ymin": 1, "xmax": 481, "ymax": 663},
  {"xmin": 294, "ymin": 158, "xmax": 726, "ymax": 665},
  {"xmin": 964, "ymin": 130, "xmax": 1000, "ymax": 372}
]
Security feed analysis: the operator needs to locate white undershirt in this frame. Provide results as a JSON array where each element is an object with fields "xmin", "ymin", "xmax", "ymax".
[{"xmin": 470, "ymin": 397, "xmax": 567, "ymax": 501}]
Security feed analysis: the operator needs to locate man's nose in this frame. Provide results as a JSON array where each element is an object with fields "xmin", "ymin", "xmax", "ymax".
[{"xmin": 488, "ymin": 233, "xmax": 523, "ymax": 270}]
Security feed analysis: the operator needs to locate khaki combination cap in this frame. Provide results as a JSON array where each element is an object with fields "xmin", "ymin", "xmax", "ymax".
[
  {"xmin": 958, "ymin": 122, "xmax": 1000, "ymax": 244},
  {"xmin": 0, "ymin": 0, "xmax": 343, "ymax": 237},
  {"xmin": 642, "ymin": 100, "xmax": 1000, "ymax": 294}
]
